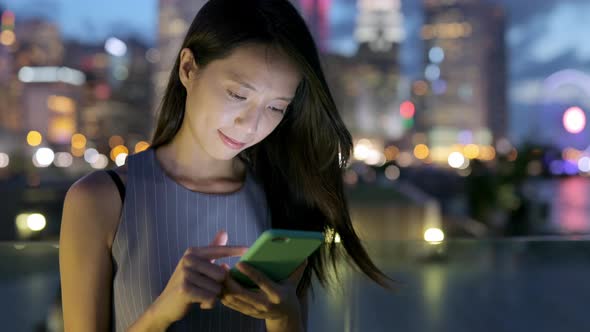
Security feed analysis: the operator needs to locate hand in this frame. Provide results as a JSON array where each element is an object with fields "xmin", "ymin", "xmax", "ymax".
[
  {"xmin": 219, "ymin": 259, "xmax": 307, "ymax": 321},
  {"xmin": 148, "ymin": 230, "xmax": 248, "ymax": 327}
]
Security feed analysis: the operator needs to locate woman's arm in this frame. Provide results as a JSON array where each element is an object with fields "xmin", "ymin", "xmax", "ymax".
[{"xmin": 59, "ymin": 171, "xmax": 123, "ymax": 331}]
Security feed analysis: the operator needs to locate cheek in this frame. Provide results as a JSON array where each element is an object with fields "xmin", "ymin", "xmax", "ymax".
[
  {"xmin": 188, "ymin": 94, "xmax": 230, "ymax": 129},
  {"xmin": 252, "ymin": 117, "xmax": 283, "ymax": 144}
]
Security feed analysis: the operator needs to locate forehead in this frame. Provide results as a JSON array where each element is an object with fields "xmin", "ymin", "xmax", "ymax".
[{"xmin": 209, "ymin": 44, "xmax": 301, "ymax": 88}]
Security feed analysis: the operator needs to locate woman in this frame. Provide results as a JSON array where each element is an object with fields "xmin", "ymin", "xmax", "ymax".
[{"xmin": 59, "ymin": 0, "xmax": 391, "ymax": 331}]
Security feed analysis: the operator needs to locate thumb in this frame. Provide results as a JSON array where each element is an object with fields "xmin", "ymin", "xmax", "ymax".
[
  {"xmin": 209, "ymin": 230, "xmax": 228, "ymax": 263},
  {"xmin": 210, "ymin": 230, "xmax": 228, "ymax": 246},
  {"xmin": 287, "ymin": 259, "xmax": 308, "ymax": 285}
]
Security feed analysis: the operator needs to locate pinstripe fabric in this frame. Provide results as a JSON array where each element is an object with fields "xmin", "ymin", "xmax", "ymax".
[{"xmin": 111, "ymin": 148, "xmax": 271, "ymax": 331}]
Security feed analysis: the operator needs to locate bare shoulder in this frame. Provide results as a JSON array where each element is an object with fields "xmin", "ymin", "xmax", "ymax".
[
  {"xmin": 60, "ymin": 166, "xmax": 130, "ymax": 330},
  {"xmin": 63, "ymin": 164, "xmax": 128, "ymax": 248}
]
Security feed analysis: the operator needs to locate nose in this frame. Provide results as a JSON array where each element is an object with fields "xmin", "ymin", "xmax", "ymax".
[{"xmin": 235, "ymin": 104, "xmax": 262, "ymax": 135}]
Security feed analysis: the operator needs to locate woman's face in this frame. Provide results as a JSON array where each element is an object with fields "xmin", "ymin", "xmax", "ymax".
[{"xmin": 178, "ymin": 43, "xmax": 301, "ymax": 161}]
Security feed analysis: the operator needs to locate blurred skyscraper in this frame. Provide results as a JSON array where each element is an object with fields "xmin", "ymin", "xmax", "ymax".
[
  {"xmin": 0, "ymin": 8, "xmax": 18, "ymax": 135},
  {"xmin": 65, "ymin": 36, "xmax": 155, "ymax": 152},
  {"xmin": 0, "ymin": 3, "xmax": 155, "ymax": 175},
  {"xmin": 298, "ymin": 0, "xmax": 332, "ymax": 52},
  {"xmin": 9, "ymin": 17, "xmax": 82, "ymax": 148},
  {"xmin": 322, "ymin": 0, "xmax": 407, "ymax": 147},
  {"xmin": 416, "ymin": 0, "xmax": 507, "ymax": 161}
]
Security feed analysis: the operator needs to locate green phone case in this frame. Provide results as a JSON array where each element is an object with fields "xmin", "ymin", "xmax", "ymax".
[{"xmin": 229, "ymin": 229, "xmax": 324, "ymax": 289}]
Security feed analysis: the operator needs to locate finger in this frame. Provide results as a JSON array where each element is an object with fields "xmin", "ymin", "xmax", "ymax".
[
  {"xmin": 222, "ymin": 273, "xmax": 264, "ymax": 300},
  {"xmin": 186, "ymin": 246, "xmax": 248, "ymax": 260},
  {"xmin": 209, "ymin": 230, "xmax": 228, "ymax": 246},
  {"xmin": 233, "ymin": 293, "xmax": 272, "ymax": 312},
  {"xmin": 184, "ymin": 255, "xmax": 227, "ymax": 282},
  {"xmin": 220, "ymin": 263, "xmax": 230, "ymax": 271},
  {"xmin": 286, "ymin": 259, "xmax": 308, "ymax": 285},
  {"xmin": 208, "ymin": 230, "xmax": 228, "ymax": 263},
  {"xmin": 236, "ymin": 263, "xmax": 281, "ymax": 303},
  {"xmin": 223, "ymin": 273, "xmax": 248, "ymax": 295},
  {"xmin": 222, "ymin": 295, "xmax": 260, "ymax": 313},
  {"xmin": 179, "ymin": 280, "xmax": 217, "ymax": 308},
  {"xmin": 184, "ymin": 268, "xmax": 222, "ymax": 295},
  {"xmin": 200, "ymin": 300, "xmax": 217, "ymax": 310}
]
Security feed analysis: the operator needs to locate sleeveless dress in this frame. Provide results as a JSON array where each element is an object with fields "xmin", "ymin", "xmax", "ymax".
[{"xmin": 110, "ymin": 148, "xmax": 271, "ymax": 331}]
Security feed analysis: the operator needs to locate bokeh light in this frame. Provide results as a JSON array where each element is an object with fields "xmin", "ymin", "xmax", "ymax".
[
  {"xmin": 115, "ymin": 153, "xmax": 128, "ymax": 167},
  {"xmin": 364, "ymin": 150, "xmax": 386, "ymax": 166},
  {"xmin": 27, "ymin": 213, "xmax": 46, "ymax": 231},
  {"xmin": 27, "ymin": 131, "xmax": 42, "ymax": 147},
  {"xmin": 71, "ymin": 133, "xmax": 87, "ymax": 149},
  {"xmin": 2, "ymin": 10, "xmax": 15, "ymax": 26},
  {"xmin": 91, "ymin": 154, "xmax": 109, "ymax": 169},
  {"xmin": 384, "ymin": 145, "xmax": 399, "ymax": 161},
  {"xmin": 343, "ymin": 169, "xmax": 358, "ymax": 185},
  {"xmin": 33, "ymin": 148, "xmax": 55, "ymax": 167},
  {"xmin": 413, "ymin": 80, "xmax": 428, "ymax": 96},
  {"xmin": 463, "ymin": 144, "xmax": 480, "ymax": 159},
  {"xmin": 496, "ymin": 138, "xmax": 513, "ymax": 155},
  {"xmin": 71, "ymin": 146, "xmax": 85, "ymax": 157},
  {"xmin": 84, "ymin": 148, "xmax": 99, "ymax": 164},
  {"xmin": 135, "ymin": 141, "xmax": 151, "ymax": 153},
  {"xmin": 428, "ymin": 46, "xmax": 445, "ymax": 63},
  {"xmin": 413, "ymin": 144, "xmax": 430, "ymax": 160},
  {"xmin": 448, "ymin": 152, "xmax": 465, "ymax": 168},
  {"xmin": 563, "ymin": 161, "xmax": 579, "ymax": 175},
  {"xmin": 54, "ymin": 152, "xmax": 73, "ymax": 168},
  {"xmin": 425, "ymin": 64, "xmax": 441, "ymax": 81},
  {"xmin": 385, "ymin": 165, "xmax": 400, "ymax": 181},
  {"xmin": 563, "ymin": 106, "xmax": 586, "ymax": 134},
  {"xmin": 563, "ymin": 148, "xmax": 582, "ymax": 162},
  {"xmin": 432, "ymin": 79, "xmax": 447, "ymax": 95},
  {"xmin": 109, "ymin": 135, "xmax": 125, "ymax": 149},
  {"xmin": 353, "ymin": 139, "xmax": 372, "ymax": 161},
  {"xmin": 578, "ymin": 156, "xmax": 590, "ymax": 173},
  {"xmin": 15, "ymin": 214, "xmax": 31, "ymax": 235},
  {"xmin": 105, "ymin": 37, "xmax": 127, "ymax": 56},
  {"xmin": 0, "ymin": 153, "xmax": 9, "ymax": 168},
  {"xmin": 424, "ymin": 228, "xmax": 444, "ymax": 243},
  {"xmin": 399, "ymin": 101, "xmax": 415, "ymax": 119},
  {"xmin": 110, "ymin": 145, "xmax": 129, "ymax": 162},
  {"xmin": 397, "ymin": 151, "xmax": 413, "ymax": 167},
  {"xmin": 478, "ymin": 146, "xmax": 496, "ymax": 161},
  {"xmin": 0, "ymin": 30, "xmax": 15, "ymax": 46}
]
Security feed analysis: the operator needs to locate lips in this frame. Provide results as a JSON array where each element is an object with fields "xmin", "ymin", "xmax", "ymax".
[{"xmin": 218, "ymin": 130, "xmax": 246, "ymax": 149}]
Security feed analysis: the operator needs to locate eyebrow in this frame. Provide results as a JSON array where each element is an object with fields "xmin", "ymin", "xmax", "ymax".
[{"xmin": 226, "ymin": 71, "xmax": 293, "ymax": 102}]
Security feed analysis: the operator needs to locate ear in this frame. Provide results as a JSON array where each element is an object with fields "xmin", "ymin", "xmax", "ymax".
[{"xmin": 179, "ymin": 48, "xmax": 198, "ymax": 89}]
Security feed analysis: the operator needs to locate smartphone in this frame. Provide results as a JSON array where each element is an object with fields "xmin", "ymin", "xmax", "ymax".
[{"xmin": 230, "ymin": 229, "xmax": 324, "ymax": 289}]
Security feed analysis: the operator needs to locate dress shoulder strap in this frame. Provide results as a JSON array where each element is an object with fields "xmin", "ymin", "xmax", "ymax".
[{"xmin": 105, "ymin": 169, "xmax": 126, "ymax": 204}]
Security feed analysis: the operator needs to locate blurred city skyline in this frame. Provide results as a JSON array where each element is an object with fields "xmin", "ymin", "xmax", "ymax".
[{"xmin": 2, "ymin": 0, "xmax": 590, "ymax": 145}]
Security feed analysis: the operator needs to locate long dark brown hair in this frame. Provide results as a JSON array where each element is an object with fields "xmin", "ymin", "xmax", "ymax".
[{"xmin": 151, "ymin": 0, "xmax": 392, "ymax": 295}]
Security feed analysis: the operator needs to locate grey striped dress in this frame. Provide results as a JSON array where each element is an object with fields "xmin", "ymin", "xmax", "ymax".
[{"xmin": 110, "ymin": 148, "xmax": 271, "ymax": 331}]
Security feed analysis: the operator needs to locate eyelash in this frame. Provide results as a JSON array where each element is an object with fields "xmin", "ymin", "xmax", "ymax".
[{"xmin": 227, "ymin": 90, "xmax": 285, "ymax": 114}]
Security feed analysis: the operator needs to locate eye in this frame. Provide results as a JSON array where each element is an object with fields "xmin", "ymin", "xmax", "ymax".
[
  {"xmin": 227, "ymin": 90, "xmax": 246, "ymax": 100},
  {"xmin": 269, "ymin": 106, "xmax": 286, "ymax": 114}
]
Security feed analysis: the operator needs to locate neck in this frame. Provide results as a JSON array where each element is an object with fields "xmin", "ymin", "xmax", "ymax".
[{"xmin": 154, "ymin": 123, "xmax": 245, "ymax": 182}]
